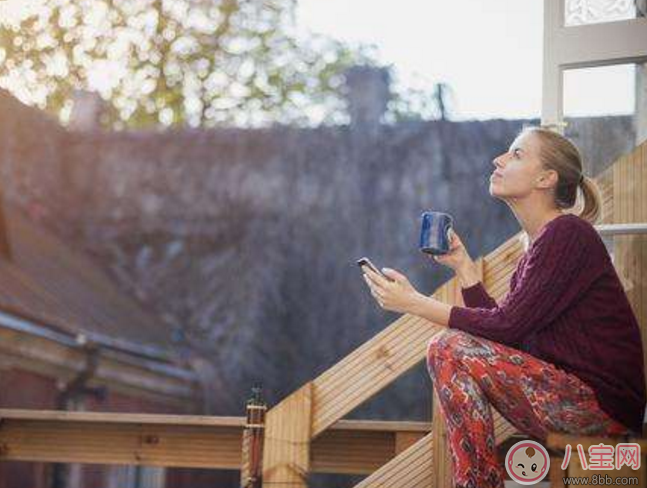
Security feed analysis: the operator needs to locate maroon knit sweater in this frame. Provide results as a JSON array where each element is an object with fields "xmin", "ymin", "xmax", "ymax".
[{"xmin": 448, "ymin": 213, "xmax": 646, "ymax": 434}]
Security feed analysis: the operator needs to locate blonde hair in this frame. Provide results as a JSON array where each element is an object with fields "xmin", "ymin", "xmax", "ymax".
[{"xmin": 521, "ymin": 126, "xmax": 601, "ymax": 224}]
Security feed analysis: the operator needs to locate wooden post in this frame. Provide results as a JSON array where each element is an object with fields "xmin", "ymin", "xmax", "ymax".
[
  {"xmin": 613, "ymin": 143, "xmax": 647, "ymax": 393},
  {"xmin": 428, "ymin": 262, "xmax": 481, "ymax": 488},
  {"xmin": 262, "ymin": 382, "xmax": 312, "ymax": 488},
  {"xmin": 547, "ymin": 454, "xmax": 567, "ymax": 488},
  {"xmin": 394, "ymin": 432, "xmax": 421, "ymax": 455},
  {"xmin": 241, "ymin": 387, "xmax": 266, "ymax": 488},
  {"xmin": 431, "ymin": 389, "xmax": 453, "ymax": 488},
  {"xmin": 353, "ymin": 433, "xmax": 434, "ymax": 488}
]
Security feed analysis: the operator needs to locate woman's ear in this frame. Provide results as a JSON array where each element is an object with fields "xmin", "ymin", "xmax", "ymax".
[{"xmin": 536, "ymin": 168, "xmax": 559, "ymax": 189}]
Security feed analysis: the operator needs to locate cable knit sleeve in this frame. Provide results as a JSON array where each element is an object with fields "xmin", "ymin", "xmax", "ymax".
[
  {"xmin": 461, "ymin": 281, "xmax": 497, "ymax": 309},
  {"xmin": 460, "ymin": 260, "xmax": 524, "ymax": 309},
  {"xmin": 448, "ymin": 219, "xmax": 596, "ymax": 346}
]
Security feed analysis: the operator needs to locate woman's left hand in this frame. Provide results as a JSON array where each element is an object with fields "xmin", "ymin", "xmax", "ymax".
[{"xmin": 362, "ymin": 267, "xmax": 424, "ymax": 314}]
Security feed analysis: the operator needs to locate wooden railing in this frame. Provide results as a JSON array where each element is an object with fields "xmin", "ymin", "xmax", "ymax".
[
  {"xmin": 0, "ymin": 141, "xmax": 645, "ymax": 487},
  {"xmin": 0, "ymin": 409, "xmax": 431, "ymax": 475}
]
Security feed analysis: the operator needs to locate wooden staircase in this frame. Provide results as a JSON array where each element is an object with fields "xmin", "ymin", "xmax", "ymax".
[{"xmin": 256, "ymin": 140, "xmax": 647, "ymax": 488}]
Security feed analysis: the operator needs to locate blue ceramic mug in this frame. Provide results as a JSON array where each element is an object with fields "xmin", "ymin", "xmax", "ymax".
[{"xmin": 419, "ymin": 211, "xmax": 453, "ymax": 255}]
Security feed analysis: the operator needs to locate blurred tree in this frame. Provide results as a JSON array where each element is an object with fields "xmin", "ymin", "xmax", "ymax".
[
  {"xmin": 0, "ymin": 0, "xmax": 378, "ymax": 128},
  {"xmin": 387, "ymin": 80, "xmax": 456, "ymax": 123}
]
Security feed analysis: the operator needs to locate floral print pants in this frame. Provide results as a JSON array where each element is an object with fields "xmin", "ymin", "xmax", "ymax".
[{"xmin": 426, "ymin": 329, "xmax": 630, "ymax": 488}]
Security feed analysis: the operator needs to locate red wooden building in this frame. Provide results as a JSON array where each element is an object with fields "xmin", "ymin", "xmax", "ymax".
[{"xmin": 0, "ymin": 204, "xmax": 236, "ymax": 488}]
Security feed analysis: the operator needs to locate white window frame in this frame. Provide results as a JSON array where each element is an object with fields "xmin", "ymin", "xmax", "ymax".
[{"xmin": 542, "ymin": 0, "xmax": 647, "ymax": 131}]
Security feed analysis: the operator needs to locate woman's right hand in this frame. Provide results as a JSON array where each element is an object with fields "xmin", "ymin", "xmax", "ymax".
[{"xmin": 432, "ymin": 229, "xmax": 473, "ymax": 272}]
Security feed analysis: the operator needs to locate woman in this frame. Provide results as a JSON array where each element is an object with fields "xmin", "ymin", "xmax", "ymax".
[{"xmin": 362, "ymin": 126, "xmax": 646, "ymax": 488}]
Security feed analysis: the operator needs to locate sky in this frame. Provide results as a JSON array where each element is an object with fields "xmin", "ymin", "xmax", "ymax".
[
  {"xmin": 0, "ymin": 0, "xmax": 637, "ymax": 121},
  {"xmin": 296, "ymin": 0, "xmax": 636, "ymax": 120}
]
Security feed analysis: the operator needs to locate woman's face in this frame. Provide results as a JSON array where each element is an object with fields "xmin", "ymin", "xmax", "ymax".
[{"xmin": 489, "ymin": 131, "xmax": 554, "ymax": 201}]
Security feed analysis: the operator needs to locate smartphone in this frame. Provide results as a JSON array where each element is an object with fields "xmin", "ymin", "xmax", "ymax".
[{"xmin": 356, "ymin": 257, "xmax": 394, "ymax": 281}]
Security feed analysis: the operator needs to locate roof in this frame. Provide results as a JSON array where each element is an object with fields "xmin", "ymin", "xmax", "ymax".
[{"xmin": 0, "ymin": 204, "xmax": 176, "ymax": 359}]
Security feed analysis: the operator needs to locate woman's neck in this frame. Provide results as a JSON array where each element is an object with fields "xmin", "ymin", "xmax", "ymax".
[{"xmin": 509, "ymin": 203, "xmax": 565, "ymax": 246}]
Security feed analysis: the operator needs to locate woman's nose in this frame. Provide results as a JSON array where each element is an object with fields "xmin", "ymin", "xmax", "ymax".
[{"xmin": 492, "ymin": 155, "xmax": 505, "ymax": 168}]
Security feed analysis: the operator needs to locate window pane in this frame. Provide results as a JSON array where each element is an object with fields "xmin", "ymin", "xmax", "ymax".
[
  {"xmin": 564, "ymin": 0, "xmax": 638, "ymax": 26},
  {"xmin": 563, "ymin": 64, "xmax": 637, "ymax": 176}
]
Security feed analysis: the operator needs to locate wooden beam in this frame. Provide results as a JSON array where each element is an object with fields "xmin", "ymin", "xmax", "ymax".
[
  {"xmin": 0, "ymin": 409, "xmax": 433, "ymax": 474},
  {"xmin": 354, "ymin": 432, "xmax": 434, "ymax": 488},
  {"xmin": 313, "ymin": 418, "xmax": 431, "ymax": 475},
  {"xmin": 0, "ymin": 416, "xmax": 243, "ymax": 469},
  {"xmin": 431, "ymin": 390, "xmax": 452, "ymax": 488},
  {"xmin": 353, "ymin": 412, "xmax": 517, "ymax": 488},
  {"xmin": 311, "ymin": 317, "xmax": 444, "ymax": 437},
  {"xmin": 0, "ymin": 410, "xmax": 244, "ymax": 425},
  {"xmin": 262, "ymin": 383, "xmax": 312, "ymax": 487},
  {"xmin": 0, "ymin": 410, "xmax": 245, "ymax": 469},
  {"xmin": 313, "ymin": 427, "xmax": 401, "ymax": 475}
]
